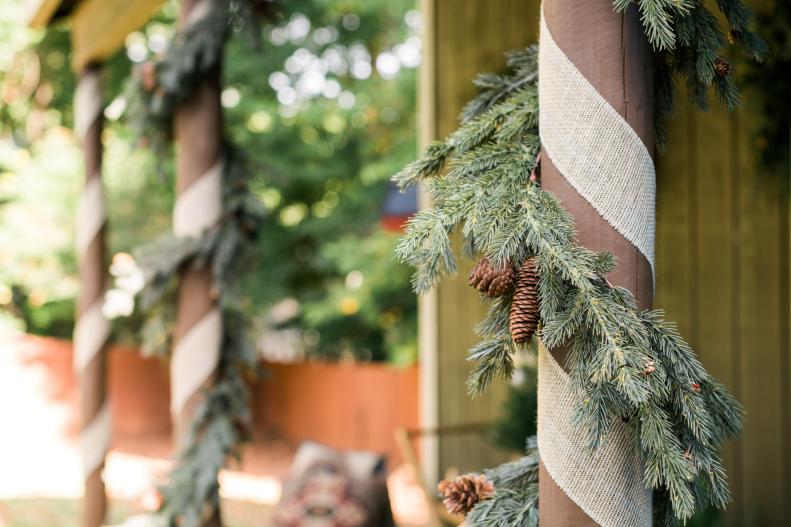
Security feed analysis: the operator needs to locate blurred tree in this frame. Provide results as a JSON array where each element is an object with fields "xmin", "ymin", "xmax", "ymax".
[{"xmin": 0, "ymin": 0, "xmax": 418, "ymax": 363}]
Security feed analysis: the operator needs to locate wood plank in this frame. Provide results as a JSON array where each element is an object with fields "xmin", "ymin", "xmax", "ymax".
[
  {"xmin": 693, "ymin": 103, "xmax": 734, "ymax": 381},
  {"xmin": 655, "ymin": 102, "xmax": 693, "ymax": 335},
  {"xmin": 781, "ymin": 141, "xmax": 791, "ymax": 525},
  {"xmin": 23, "ymin": 0, "xmax": 61, "ymax": 28},
  {"xmin": 655, "ymin": 2, "xmax": 791, "ymax": 518},
  {"xmin": 417, "ymin": 0, "xmax": 441, "ymax": 487},
  {"xmin": 70, "ymin": 0, "xmax": 165, "ymax": 71},
  {"xmin": 736, "ymin": 96, "xmax": 786, "ymax": 525}
]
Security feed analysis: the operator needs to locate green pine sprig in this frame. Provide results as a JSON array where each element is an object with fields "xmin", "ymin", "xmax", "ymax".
[
  {"xmin": 394, "ymin": 44, "xmax": 743, "ymax": 524},
  {"xmin": 612, "ymin": 0, "xmax": 767, "ymax": 147}
]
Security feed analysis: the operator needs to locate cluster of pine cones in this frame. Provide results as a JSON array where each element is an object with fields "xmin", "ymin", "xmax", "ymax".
[{"xmin": 469, "ymin": 256, "xmax": 540, "ymax": 343}]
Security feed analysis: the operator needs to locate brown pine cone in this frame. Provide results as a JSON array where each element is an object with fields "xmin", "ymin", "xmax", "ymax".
[
  {"xmin": 438, "ymin": 474, "xmax": 494, "ymax": 517},
  {"xmin": 714, "ymin": 57, "xmax": 731, "ymax": 77},
  {"xmin": 509, "ymin": 257, "xmax": 540, "ymax": 344},
  {"xmin": 468, "ymin": 258, "xmax": 516, "ymax": 297}
]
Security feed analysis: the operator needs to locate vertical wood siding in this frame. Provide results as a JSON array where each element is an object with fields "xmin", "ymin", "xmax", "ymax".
[
  {"xmin": 656, "ymin": 91, "xmax": 790, "ymax": 524},
  {"xmin": 423, "ymin": 0, "xmax": 540, "ymax": 478}
]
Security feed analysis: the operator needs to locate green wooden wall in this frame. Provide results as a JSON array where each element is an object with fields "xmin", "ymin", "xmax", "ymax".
[
  {"xmin": 423, "ymin": 0, "xmax": 790, "ymax": 523},
  {"xmin": 656, "ymin": 95, "xmax": 790, "ymax": 524}
]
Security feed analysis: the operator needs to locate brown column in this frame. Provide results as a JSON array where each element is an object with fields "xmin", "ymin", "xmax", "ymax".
[
  {"xmin": 75, "ymin": 63, "xmax": 109, "ymax": 527},
  {"xmin": 538, "ymin": 1, "xmax": 654, "ymax": 525},
  {"xmin": 172, "ymin": 1, "xmax": 222, "ymax": 525}
]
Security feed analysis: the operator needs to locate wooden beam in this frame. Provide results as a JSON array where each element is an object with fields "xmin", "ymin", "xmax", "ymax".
[
  {"xmin": 70, "ymin": 0, "xmax": 164, "ymax": 71},
  {"xmin": 23, "ymin": 0, "xmax": 61, "ymax": 28},
  {"xmin": 423, "ymin": 0, "xmax": 538, "ymax": 483}
]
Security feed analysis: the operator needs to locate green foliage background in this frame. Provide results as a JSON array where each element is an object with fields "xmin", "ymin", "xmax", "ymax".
[{"xmin": 0, "ymin": 0, "xmax": 418, "ymax": 364}]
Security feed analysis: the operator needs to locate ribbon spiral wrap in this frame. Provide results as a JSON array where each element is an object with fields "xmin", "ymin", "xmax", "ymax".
[
  {"xmin": 537, "ymin": 6, "xmax": 654, "ymax": 526},
  {"xmin": 73, "ymin": 68, "xmax": 112, "ymax": 479},
  {"xmin": 537, "ymin": 344, "xmax": 652, "ymax": 526},
  {"xmin": 169, "ymin": 0, "xmax": 224, "ymax": 421},
  {"xmin": 538, "ymin": 9, "xmax": 656, "ymax": 276},
  {"xmin": 170, "ymin": 308, "xmax": 222, "ymax": 415}
]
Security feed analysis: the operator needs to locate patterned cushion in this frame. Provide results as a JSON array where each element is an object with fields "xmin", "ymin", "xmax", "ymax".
[{"xmin": 273, "ymin": 442, "xmax": 394, "ymax": 527}]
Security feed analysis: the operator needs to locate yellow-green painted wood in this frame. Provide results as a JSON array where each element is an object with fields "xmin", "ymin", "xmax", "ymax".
[
  {"xmin": 423, "ymin": 0, "xmax": 540, "ymax": 479},
  {"xmin": 70, "ymin": 0, "xmax": 165, "ymax": 70},
  {"xmin": 23, "ymin": 0, "xmax": 60, "ymax": 28}
]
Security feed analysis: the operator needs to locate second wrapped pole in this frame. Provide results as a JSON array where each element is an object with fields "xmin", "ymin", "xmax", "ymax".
[{"xmin": 171, "ymin": 0, "xmax": 224, "ymax": 525}]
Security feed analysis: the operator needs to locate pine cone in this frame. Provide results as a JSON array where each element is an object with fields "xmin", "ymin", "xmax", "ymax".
[
  {"xmin": 438, "ymin": 474, "xmax": 494, "ymax": 517},
  {"xmin": 509, "ymin": 257, "xmax": 540, "ymax": 344},
  {"xmin": 139, "ymin": 61, "xmax": 157, "ymax": 92},
  {"xmin": 468, "ymin": 258, "xmax": 515, "ymax": 297},
  {"xmin": 714, "ymin": 58, "xmax": 731, "ymax": 77}
]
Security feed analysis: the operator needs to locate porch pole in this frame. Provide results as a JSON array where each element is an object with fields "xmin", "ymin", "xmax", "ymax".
[
  {"xmin": 170, "ymin": 0, "xmax": 223, "ymax": 524},
  {"xmin": 73, "ymin": 62, "xmax": 111, "ymax": 527},
  {"xmin": 538, "ymin": 1, "xmax": 654, "ymax": 525}
]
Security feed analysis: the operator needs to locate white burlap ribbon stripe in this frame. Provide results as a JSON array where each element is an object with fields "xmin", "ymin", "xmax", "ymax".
[
  {"xmin": 172, "ymin": 159, "xmax": 223, "ymax": 237},
  {"xmin": 80, "ymin": 400, "xmax": 113, "ymax": 478},
  {"xmin": 183, "ymin": 0, "xmax": 213, "ymax": 27},
  {"xmin": 170, "ymin": 308, "xmax": 222, "ymax": 415},
  {"xmin": 538, "ymin": 9, "xmax": 656, "ymax": 275},
  {"xmin": 537, "ymin": 6, "xmax": 654, "ymax": 526},
  {"xmin": 537, "ymin": 344, "xmax": 652, "ymax": 526},
  {"xmin": 75, "ymin": 177, "xmax": 107, "ymax": 258},
  {"xmin": 73, "ymin": 302, "xmax": 111, "ymax": 375},
  {"xmin": 74, "ymin": 70, "xmax": 103, "ymax": 142}
]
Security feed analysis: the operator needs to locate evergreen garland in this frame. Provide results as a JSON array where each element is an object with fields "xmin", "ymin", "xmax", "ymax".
[
  {"xmin": 466, "ymin": 437, "xmax": 540, "ymax": 527},
  {"xmin": 742, "ymin": 5, "xmax": 791, "ymax": 175},
  {"xmin": 121, "ymin": 2, "xmax": 277, "ymax": 525},
  {"xmin": 611, "ymin": 0, "xmax": 767, "ymax": 147},
  {"xmin": 132, "ymin": 151, "xmax": 264, "ymax": 526},
  {"xmin": 394, "ymin": 6, "xmax": 758, "ymax": 518},
  {"xmin": 126, "ymin": 0, "xmax": 279, "ymax": 157}
]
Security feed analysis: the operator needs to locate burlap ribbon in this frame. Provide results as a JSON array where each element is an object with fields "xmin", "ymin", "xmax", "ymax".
[{"xmin": 538, "ymin": 8, "xmax": 655, "ymax": 275}]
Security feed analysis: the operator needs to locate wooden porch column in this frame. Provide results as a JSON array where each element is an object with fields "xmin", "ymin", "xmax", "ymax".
[
  {"xmin": 73, "ymin": 62, "xmax": 111, "ymax": 527},
  {"xmin": 170, "ymin": 0, "xmax": 223, "ymax": 525},
  {"xmin": 538, "ymin": 1, "xmax": 654, "ymax": 525}
]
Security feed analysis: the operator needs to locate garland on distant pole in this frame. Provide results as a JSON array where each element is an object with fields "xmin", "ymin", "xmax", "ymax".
[
  {"xmin": 395, "ymin": 0, "xmax": 764, "ymax": 524},
  {"xmin": 122, "ymin": 1, "xmax": 278, "ymax": 526}
]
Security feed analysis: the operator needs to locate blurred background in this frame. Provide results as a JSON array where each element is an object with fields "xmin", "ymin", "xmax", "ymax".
[
  {"xmin": 0, "ymin": 0, "xmax": 420, "ymax": 366},
  {"xmin": 0, "ymin": 0, "xmax": 536, "ymax": 525}
]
